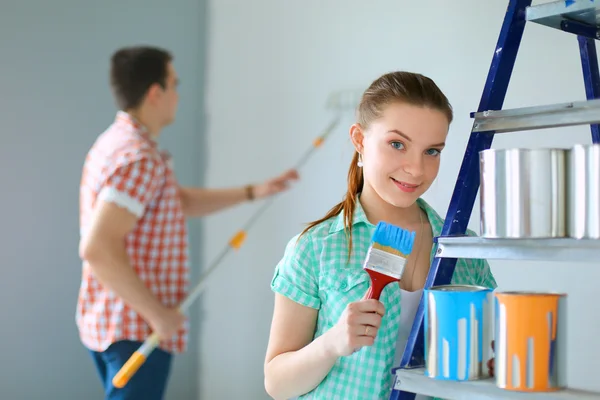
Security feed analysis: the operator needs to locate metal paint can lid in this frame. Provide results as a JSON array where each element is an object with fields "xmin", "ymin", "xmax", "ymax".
[
  {"xmin": 428, "ymin": 284, "xmax": 490, "ymax": 292},
  {"xmin": 495, "ymin": 290, "xmax": 567, "ymax": 297}
]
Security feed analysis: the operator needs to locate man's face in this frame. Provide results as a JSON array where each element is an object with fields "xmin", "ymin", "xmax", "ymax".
[{"xmin": 157, "ymin": 62, "xmax": 179, "ymax": 125}]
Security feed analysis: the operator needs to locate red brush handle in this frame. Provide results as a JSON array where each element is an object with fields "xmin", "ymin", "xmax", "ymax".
[{"xmin": 364, "ymin": 269, "xmax": 400, "ymax": 300}]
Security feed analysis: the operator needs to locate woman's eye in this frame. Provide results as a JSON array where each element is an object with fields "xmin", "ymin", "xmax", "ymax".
[
  {"xmin": 426, "ymin": 148, "xmax": 441, "ymax": 156},
  {"xmin": 391, "ymin": 141, "xmax": 404, "ymax": 150}
]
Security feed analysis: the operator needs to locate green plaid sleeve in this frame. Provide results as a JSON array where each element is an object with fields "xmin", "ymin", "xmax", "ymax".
[
  {"xmin": 465, "ymin": 228, "xmax": 498, "ymax": 289},
  {"xmin": 270, "ymin": 232, "xmax": 321, "ymax": 309},
  {"xmin": 477, "ymin": 259, "xmax": 497, "ymax": 289}
]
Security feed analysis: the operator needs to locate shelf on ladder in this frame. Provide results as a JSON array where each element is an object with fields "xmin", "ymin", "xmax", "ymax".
[
  {"xmin": 434, "ymin": 236, "xmax": 600, "ymax": 261},
  {"xmin": 471, "ymin": 98, "xmax": 600, "ymax": 133},
  {"xmin": 393, "ymin": 368, "xmax": 600, "ymax": 400},
  {"xmin": 526, "ymin": 0, "xmax": 600, "ymax": 32}
]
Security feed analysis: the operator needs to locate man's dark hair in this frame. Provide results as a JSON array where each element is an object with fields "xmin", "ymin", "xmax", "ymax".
[{"xmin": 109, "ymin": 46, "xmax": 173, "ymax": 110}]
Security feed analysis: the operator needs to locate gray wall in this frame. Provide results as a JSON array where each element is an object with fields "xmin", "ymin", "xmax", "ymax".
[{"xmin": 0, "ymin": 1, "xmax": 206, "ymax": 398}]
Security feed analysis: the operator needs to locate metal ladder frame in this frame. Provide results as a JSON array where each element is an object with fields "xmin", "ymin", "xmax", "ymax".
[{"xmin": 389, "ymin": 0, "xmax": 600, "ymax": 398}]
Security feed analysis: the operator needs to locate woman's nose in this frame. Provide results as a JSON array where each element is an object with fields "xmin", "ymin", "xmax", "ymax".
[{"xmin": 402, "ymin": 154, "xmax": 425, "ymax": 178}]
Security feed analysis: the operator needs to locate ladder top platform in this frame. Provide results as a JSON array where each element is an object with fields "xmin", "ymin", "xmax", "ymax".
[{"xmin": 526, "ymin": 0, "xmax": 600, "ymax": 31}]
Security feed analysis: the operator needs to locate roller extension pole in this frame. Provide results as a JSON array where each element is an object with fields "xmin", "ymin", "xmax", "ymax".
[{"xmin": 111, "ymin": 91, "xmax": 359, "ymax": 388}]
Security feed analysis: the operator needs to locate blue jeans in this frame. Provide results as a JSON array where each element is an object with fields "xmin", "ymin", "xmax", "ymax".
[{"xmin": 89, "ymin": 340, "xmax": 173, "ymax": 400}]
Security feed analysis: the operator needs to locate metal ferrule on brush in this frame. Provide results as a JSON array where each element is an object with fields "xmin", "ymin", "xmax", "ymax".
[{"xmin": 362, "ymin": 245, "xmax": 408, "ymax": 280}]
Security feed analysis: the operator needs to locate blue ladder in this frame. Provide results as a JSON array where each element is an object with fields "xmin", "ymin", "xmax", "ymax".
[{"xmin": 390, "ymin": 0, "xmax": 600, "ymax": 399}]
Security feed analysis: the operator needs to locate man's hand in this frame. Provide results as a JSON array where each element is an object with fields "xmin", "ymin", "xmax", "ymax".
[
  {"xmin": 253, "ymin": 169, "xmax": 299, "ymax": 199},
  {"xmin": 147, "ymin": 306, "xmax": 187, "ymax": 341}
]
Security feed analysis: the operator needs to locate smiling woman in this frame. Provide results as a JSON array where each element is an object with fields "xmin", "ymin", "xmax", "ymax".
[
  {"xmin": 263, "ymin": 71, "xmax": 496, "ymax": 400},
  {"xmin": 385, "ymin": 126, "xmax": 447, "ymax": 195},
  {"xmin": 356, "ymin": 102, "xmax": 449, "ymax": 210}
]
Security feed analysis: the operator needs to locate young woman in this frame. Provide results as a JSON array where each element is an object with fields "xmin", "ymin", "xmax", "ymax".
[{"xmin": 264, "ymin": 71, "xmax": 497, "ymax": 400}]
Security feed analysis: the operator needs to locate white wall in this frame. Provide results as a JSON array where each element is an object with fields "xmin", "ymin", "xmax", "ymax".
[
  {"xmin": 0, "ymin": 0, "xmax": 206, "ymax": 398},
  {"xmin": 200, "ymin": 0, "xmax": 600, "ymax": 398}
]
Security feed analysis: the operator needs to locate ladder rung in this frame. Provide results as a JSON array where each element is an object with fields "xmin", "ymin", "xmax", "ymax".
[
  {"xmin": 435, "ymin": 235, "xmax": 600, "ymax": 262},
  {"xmin": 471, "ymin": 98, "xmax": 600, "ymax": 133},
  {"xmin": 526, "ymin": 0, "xmax": 600, "ymax": 32},
  {"xmin": 394, "ymin": 368, "xmax": 600, "ymax": 399}
]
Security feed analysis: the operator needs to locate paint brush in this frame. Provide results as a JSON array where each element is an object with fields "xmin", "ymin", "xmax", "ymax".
[{"xmin": 363, "ymin": 221, "xmax": 416, "ymax": 300}]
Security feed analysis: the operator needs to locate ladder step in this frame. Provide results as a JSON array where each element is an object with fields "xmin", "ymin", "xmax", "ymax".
[
  {"xmin": 526, "ymin": 0, "xmax": 600, "ymax": 32},
  {"xmin": 471, "ymin": 98, "xmax": 600, "ymax": 133},
  {"xmin": 393, "ymin": 368, "xmax": 600, "ymax": 400},
  {"xmin": 435, "ymin": 236, "xmax": 600, "ymax": 262}
]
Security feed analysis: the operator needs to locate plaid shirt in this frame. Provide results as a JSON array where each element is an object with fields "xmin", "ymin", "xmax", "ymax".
[
  {"xmin": 271, "ymin": 197, "xmax": 497, "ymax": 399},
  {"xmin": 76, "ymin": 111, "xmax": 190, "ymax": 354}
]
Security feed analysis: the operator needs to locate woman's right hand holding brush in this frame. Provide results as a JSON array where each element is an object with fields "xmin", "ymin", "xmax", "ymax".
[
  {"xmin": 264, "ymin": 293, "xmax": 384, "ymax": 399},
  {"xmin": 324, "ymin": 298, "xmax": 386, "ymax": 357}
]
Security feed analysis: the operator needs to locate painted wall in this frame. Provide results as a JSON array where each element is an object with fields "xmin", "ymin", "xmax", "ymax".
[
  {"xmin": 199, "ymin": 0, "xmax": 599, "ymax": 398},
  {"xmin": 0, "ymin": 0, "xmax": 206, "ymax": 398},
  {"xmin": 4, "ymin": 0, "xmax": 598, "ymax": 399}
]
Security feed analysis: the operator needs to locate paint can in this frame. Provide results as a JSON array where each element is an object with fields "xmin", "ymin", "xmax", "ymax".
[
  {"xmin": 424, "ymin": 284, "xmax": 494, "ymax": 381},
  {"xmin": 479, "ymin": 148, "xmax": 567, "ymax": 238},
  {"xmin": 494, "ymin": 291, "xmax": 567, "ymax": 392},
  {"xmin": 567, "ymin": 144, "xmax": 600, "ymax": 239}
]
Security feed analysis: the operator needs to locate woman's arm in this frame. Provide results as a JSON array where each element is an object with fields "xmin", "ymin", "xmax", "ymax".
[
  {"xmin": 264, "ymin": 294, "xmax": 385, "ymax": 399},
  {"xmin": 264, "ymin": 294, "xmax": 338, "ymax": 399},
  {"xmin": 265, "ymin": 228, "xmax": 385, "ymax": 399}
]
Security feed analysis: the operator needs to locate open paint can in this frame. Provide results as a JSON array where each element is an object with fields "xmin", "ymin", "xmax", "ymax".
[
  {"xmin": 424, "ymin": 284, "xmax": 494, "ymax": 381},
  {"xmin": 495, "ymin": 292, "xmax": 567, "ymax": 392}
]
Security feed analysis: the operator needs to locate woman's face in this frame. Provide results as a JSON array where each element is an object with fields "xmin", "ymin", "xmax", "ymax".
[{"xmin": 351, "ymin": 102, "xmax": 450, "ymax": 208}]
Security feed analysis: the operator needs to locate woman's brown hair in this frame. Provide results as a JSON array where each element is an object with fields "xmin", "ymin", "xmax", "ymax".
[{"xmin": 300, "ymin": 71, "xmax": 453, "ymax": 258}]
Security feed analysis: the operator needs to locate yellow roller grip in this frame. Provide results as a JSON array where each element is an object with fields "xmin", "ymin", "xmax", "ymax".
[
  {"xmin": 112, "ymin": 351, "xmax": 147, "ymax": 388},
  {"xmin": 229, "ymin": 230, "xmax": 247, "ymax": 250},
  {"xmin": 313, "ymin": 136, "xmax": 324, "ymax": 147}
]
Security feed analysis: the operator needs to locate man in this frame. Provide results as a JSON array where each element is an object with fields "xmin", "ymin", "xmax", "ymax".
[{"xmin": 77, "ymin": 45, "xmax": 298, "ymax": 400}]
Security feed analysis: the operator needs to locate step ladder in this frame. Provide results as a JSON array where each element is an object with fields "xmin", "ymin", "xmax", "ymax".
[{"xmin": 389, "ymin": 0, "xmax": 600, "ymax": 399}]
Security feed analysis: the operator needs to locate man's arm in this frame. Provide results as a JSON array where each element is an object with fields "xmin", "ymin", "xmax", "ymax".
[
  {"xmin": 178, "ymin": 186, "xmax": 253, "ymax": 217},
  {"xmin": 178, "ymin": 169, "xmax": 299, "ymax": 217},
  {"xmin": 79, "ymin": 157, "xmax": 185, "ymax": 340},
  {"xmin": 80, "ymin": 200, "xmax": 167, "ymax": 323}
]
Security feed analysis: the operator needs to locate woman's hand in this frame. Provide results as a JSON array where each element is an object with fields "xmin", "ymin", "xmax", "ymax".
[{"xmin": 324, "ymin": 298, "xmax": 386, "ymax": 357}]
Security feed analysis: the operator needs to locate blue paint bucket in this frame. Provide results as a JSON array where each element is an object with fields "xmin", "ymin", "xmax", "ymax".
[{"xmin": 424, "ymin": 284, "xmax": 494, "ymax": 381}]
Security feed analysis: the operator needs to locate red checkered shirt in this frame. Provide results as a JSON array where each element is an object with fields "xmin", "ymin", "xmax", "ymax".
[{"xmin": 76, "ymin": 111, "xmax": 190, "ymax": 354}]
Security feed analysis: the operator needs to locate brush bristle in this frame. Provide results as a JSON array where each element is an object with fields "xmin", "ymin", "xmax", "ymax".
[{"xmin": 371, "ymin": 221, "xmax": 416, "ymax": 257}]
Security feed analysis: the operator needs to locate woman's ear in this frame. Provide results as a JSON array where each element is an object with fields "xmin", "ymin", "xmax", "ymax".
[{"xmin": 349, "ymin": 123, "xmax": 364, "ymax": 154}]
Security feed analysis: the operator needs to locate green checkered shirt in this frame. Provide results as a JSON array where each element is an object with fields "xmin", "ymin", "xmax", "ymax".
[{"xmin": 271, "ymin": 197, "xmax": 497, "ymax": 400}]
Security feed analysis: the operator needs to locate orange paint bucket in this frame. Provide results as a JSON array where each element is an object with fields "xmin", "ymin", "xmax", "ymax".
[{"xmin": 494, "ymin": 292, "xmax": 567, "ymax": 392}]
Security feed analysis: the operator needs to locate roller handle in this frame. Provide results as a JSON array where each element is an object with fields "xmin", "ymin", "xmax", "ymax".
[
  {"xmin": 111, "ymin": 115, "xmax": 341, "ymax": 388},
  {"xmin": 111, "ymin": 333, "xmax": 160, "ymax": 388}
]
